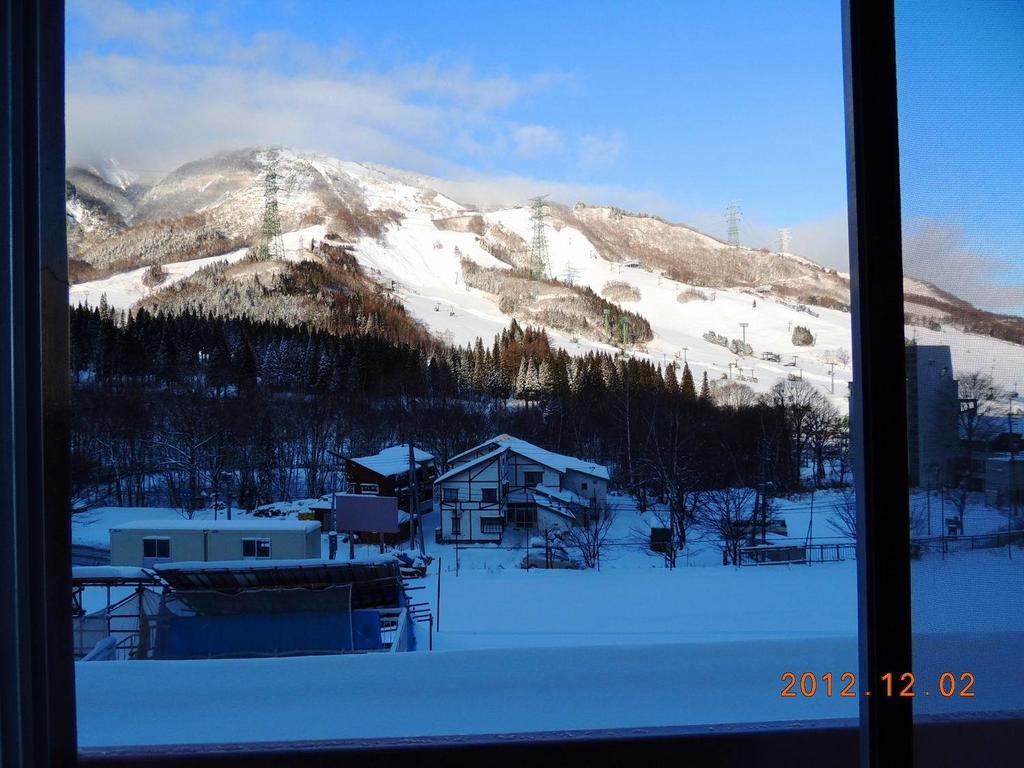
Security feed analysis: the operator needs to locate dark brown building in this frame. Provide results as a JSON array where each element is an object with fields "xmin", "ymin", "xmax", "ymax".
[{"xmin": 343, "ymin": 444, "xmax": 436, "ymax": 515}]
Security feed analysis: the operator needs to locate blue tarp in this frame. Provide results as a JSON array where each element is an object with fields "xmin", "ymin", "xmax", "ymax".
[{"xmin": 156, "ymin": 609, "xmax": 382, "ymax": 659}]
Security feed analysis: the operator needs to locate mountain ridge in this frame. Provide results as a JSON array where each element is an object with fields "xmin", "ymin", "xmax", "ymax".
[{"xmin": 65, "ymin": 147, "xmax": 1024, "ymax": 399}]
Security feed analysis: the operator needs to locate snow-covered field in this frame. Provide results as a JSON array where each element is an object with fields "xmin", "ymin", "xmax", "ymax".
[
  {"xmin": 73, "ymin": 490, "xmax": 1024, "ymax": 747},
  {"xmin": 75, "ymin": 550, "xmax": 1024, "ymax": 747}
]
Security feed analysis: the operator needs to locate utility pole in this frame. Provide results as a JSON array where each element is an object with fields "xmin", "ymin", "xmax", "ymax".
[
  {"xmin": 1008, "ymin": 393, "xmax": 1015, "ymax": 559},
  {"xmin": 682, "ymin": 347, "xmax": 688, "ymax": 364},
  {"xmin": 739, "ymin": 322, "xmax": 749, "ymax": 345},
  {"xmin": 828, "ymin": 362, "xmax": 836, "ymax": 394},
  {"xmin": 406, "ymin": 438, "xmax": 425, "ymax": 556}
]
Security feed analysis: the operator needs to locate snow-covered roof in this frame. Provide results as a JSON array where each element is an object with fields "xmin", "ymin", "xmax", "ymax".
[
  {"xmin": 153, "ymin": 555, "xmax": 396, "ymax": 573},
  {"xmin": 348, "ymin": 445, "xmax": 434, "ymax": 477},
  {"xmin": 435, "ymin": 445, "xmax": 508, "ymax": 483},
  {"xmin": 448, "ymin": 434, "xmax": 609, "ymax": 481},
  {"xmin": 532, "ymin": 484, "xmax": 589, "ymax": 507},
  {"xmin": 505, "ymin": 489, "xmax": 577, "ymax": 520},
  {"xmin": 110, "ymin": 519, "xmax": 320, "ymax": 533},
  {"xmin": 71, "ymin": 566, "xmax": 153, "ymax": 581}
]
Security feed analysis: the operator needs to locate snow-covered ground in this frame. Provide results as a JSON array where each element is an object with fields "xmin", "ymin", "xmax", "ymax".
[
  {"xmin": 69, "ymin": 226, "xmax": 327, "ymax": 311},
  {"xmin": 69, "ymin": 209, "xmax": 1023, "ymax": 407},
  {"xmin": 73, "ymin": 489, "xmax": 1024, "ymax": 746},
  {"xmin": 75, "ymin": 549, "xmax": 1024, "ymax": 747}
]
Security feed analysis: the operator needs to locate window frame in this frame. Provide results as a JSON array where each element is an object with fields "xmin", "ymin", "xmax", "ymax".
[
  {"xmin": 3, "ymin": 1, "xmax": 1021, "ymax": 767},
  {"xmin": 443, "ymin": 487, "xmax": 459, "ymax": 502},
  {"xmin": 480, "ymin": 487, "xmax": 498, "ymax": 503},
  {"xmin": 241, "ymin": 538, "xmax": 272, "ymax": 560},
  {"xmin": 142, "ymin": 537, "xmax": 171, "ymax": 560},
  {"xmin": 480, "ymin": 518, "xmax": 503, "ymax": 535}
]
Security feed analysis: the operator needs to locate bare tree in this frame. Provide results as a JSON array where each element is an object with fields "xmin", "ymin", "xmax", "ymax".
[
  {"xmin": 697, "ymin": 487, "xmax": 758, "ymax": 565},
  {"xmin": 955, "ymin": 370, "xmax": 1006, "ymax": 527},
  {"xmin": 637, "ymin": 459, "xmax": 702, "ymax": 568},
  {"xmin": 712, "ymin": 381, "xmax": 758, "ymax": 410},
  {"xmin": 806, "ymin": 397, "xmax": 842, "ymax": 488},
  {"xmin": 154, "ymin": 400, "xmax": 219, "ymax": 518},
  {"xmin": 766, "ymin": 378, "xmax": 822, "ymax": 486},
  {"xmin": 826, "ymin": 487, "xmax": 858, "ymax": 540},
  {"xmin": 560, "ymin": 507, "xmax": 616, "ymax": 569}
]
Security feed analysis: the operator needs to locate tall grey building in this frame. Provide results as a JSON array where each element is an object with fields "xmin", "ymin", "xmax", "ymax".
[{"xmin": 905, "ymin": 344, "xmax": 959, "ymax": 488}]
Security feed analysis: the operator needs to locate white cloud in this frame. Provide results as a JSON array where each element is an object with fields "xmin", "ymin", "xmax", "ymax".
[
  {"xmin": 683, "ymin": 208, "xmax": 851, "ymax": 272},
  {"xmin": 512, "ymin": 125, "xmax": 561, "ymax": 157},
  {"xmin": 579, "ymin": 133, "xmax": 624, "ymax": 168},
  {"xmin": 902, "ymin": 217, "xmax": 1023, "ymax": 315},
  {"xmin": 65, "ymin": 2, "xmax": 569, "ymax": 179}
]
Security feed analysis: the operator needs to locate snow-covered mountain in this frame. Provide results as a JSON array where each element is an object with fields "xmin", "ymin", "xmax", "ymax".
[{"xmin": 67, "ymin": 147, "xmax": 1024, "ymax": 401}]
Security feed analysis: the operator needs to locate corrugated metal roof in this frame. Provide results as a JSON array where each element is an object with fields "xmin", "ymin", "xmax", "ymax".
[{"xmin": 153, "ymin": 558, "xmax": 404, "ymax": 609}]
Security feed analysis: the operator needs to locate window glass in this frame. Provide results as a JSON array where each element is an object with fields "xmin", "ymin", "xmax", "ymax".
[
  {"xmin": 142, "ymin": 538, "xmax": 170, "ymax": 559},
  {"xmin": 66, "ymin": 0, "xmax": 858, "ymax": 749},
  {"xmin": 894, "ymin": 0, "xmax": 1024, "ymax": 738},
  {"xmin": 242, "ymin": 538, "xmax": 272, "ymax": 559}
]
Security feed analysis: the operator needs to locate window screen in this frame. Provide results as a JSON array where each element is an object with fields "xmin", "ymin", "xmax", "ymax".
[{"xmin": 895, "ymin": 0, "xmax": 1024, "ymax": 740}]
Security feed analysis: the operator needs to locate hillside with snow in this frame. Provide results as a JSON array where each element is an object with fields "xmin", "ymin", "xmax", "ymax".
[{"xmin": 67, "ymin": 147, "xmax": 1023, "ymax": 401}]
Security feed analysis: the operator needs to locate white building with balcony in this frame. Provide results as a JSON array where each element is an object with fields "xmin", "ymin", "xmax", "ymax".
[{"xmin": 433, "ymin": 435, "xmax": 609, "ymax": 543}]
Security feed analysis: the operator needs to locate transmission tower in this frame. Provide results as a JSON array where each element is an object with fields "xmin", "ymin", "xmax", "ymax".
[
  {"xmin": 725, "ymin": 201, "xmax": 742, "ymax": 249},
  {"xmin": 777, "ymin": 227, "xmax": 792, "ymax": 255},
  {"xmin": 528, "ymin": 195, "xmax": 551, "ymax": 279},
  {"xmin": 561, "ymin": 260, "xmax": 580, "ymax": 286},
  {"xmin": 259, "ymin": 156, "xmax": 286, "ymax": 261}
]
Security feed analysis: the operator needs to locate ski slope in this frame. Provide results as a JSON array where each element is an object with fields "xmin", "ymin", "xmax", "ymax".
[
  {"xmin": 346, "ymin": 206, "xmax": 855, "ymax": 406},
  {"xmin": 69, "ymin": 227, "xmax": 326, "ymax": 311}
]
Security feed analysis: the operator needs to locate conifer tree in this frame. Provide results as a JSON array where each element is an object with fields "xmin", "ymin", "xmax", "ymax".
[
  {"xmin": 663, "ymin": 363, "xmax": 680, "ymax": 395},
  {"xmin": 699, "ymin": 371, "xmax": 711, "ymax": 402},
  {"xmin": 515, "ymin": 358, "xmax": 529, "ymax": 397},
  {"xmin": 680, "ymin": 363, "xmax": 697, "ymax": 401}
]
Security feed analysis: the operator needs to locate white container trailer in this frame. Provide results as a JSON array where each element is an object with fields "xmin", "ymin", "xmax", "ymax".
[{"xmin": 109, "ymin": 519, "xmax": 321, "ymax": 567}]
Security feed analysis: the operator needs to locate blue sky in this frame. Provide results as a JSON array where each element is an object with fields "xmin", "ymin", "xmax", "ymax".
[
  {"xmin": 896, "ymin": 0, "xmax": 1024, "ymax": 315},
  {"xmin": 65, "ymin": 1, "xmax": 1021, "ymax": 314}
]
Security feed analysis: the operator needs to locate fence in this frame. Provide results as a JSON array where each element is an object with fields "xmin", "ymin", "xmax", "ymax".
[
  {"xmin": 911, "ymin": 530, "xmax": 1024, "ymax": 558},
  {"xmin": 738, "ymin": 542, "xmax": 857, "ymax": 566}
]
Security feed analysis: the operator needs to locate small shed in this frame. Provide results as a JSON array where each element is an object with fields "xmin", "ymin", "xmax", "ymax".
[{"xmin": 109, "ymin": 519, "xmax": 321, "ymax": 567}]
